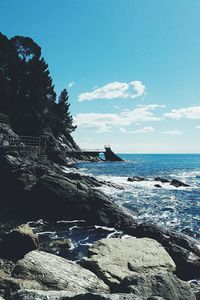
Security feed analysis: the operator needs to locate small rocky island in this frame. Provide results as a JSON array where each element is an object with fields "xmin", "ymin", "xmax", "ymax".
[{"xmin": 0, "ymin": 33, "xmax": 199, "ymax": 300}]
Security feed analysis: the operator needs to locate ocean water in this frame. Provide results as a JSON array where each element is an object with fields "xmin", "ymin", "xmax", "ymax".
[
  {"xmin": 30, "ymin": 154, "xmax": 200, "ymax": 262},
  {"xmin": 76, "ymin": 154, "xmax": 200, "ymax": 240}
]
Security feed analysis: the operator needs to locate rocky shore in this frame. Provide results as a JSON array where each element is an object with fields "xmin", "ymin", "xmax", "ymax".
[{"xmin": 0, "ymin": 124, "xmax": 199, "ymax": 299}]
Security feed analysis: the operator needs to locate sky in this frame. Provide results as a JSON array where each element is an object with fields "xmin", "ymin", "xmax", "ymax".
[{"xmin": 1, "ymin": 0, "xmax": 200, "ymax": 153}]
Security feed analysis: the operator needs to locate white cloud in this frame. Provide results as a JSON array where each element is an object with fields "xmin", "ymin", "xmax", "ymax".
[
  {"xmin": 74, "ymin": 104, "xmax": 164, "ymax": 133},
  {"xmin": 68, "ymin": 81, "xmax": 75, "ymax": 88},
  {"xmin": 78, "ymin": 80, "xmax": 146, "ymax": 102},
  {"xmin": 120, "ymin": 126, "xmax": 155, "ymax": 134},
  {"xmin": 162, "ymin": 129, "xmax": 182, "ymax": 135},
  {"xmin": 164, "ymin": 106, "xmax": 200, "ymax": 120},
  {"xmin": 196, "ymin": 125, "xmax": 200, "ymax": 129}
]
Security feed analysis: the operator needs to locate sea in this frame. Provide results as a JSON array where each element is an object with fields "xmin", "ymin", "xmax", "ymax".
[{"xmin": 29, "ymin": 154, "xmax": 200, "ymax": 263}]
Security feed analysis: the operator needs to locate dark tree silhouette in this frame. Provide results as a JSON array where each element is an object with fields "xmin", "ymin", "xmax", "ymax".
[{"xmin": 0, "ymin": 33, "xmax": 76, "ymax": 137}]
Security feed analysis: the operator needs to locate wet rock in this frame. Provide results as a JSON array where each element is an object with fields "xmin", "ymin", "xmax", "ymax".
[
  {"xmin": 81, "ymin": 238, "xmax": 175, "ymax": 290},
  {"xmin": 154, "ymin": 177, "xmax": 170, "ymax": 183},
  {"xmin": 127, "ymin": 176, "xmax": 145, "ymax": 182},
  {"xmin": 11, "ymin": 250, "xmax": 109, "ymax": 294},
  {"xmin": 0, "ymin": 224, "xmax": 39, "ymax": 261},
  {"xmin": 40, "ymin": 239, "xmax": 72, "ymax": 256},
  {"xmin": 170, "ymin": 179, "xmax": 190, "ymax": 188},
  {"xmin": 154, "ymin": 184, "xmax": 162, "ymax": 188},
  {"xmin": 118, "ymin": 273, "xmax": 195, "ymax": 300}
]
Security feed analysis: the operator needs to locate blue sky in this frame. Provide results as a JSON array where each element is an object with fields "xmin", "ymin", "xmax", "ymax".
[{"xmin": 1, "ymin": 0, "xmax": 200, "ymax": 153}]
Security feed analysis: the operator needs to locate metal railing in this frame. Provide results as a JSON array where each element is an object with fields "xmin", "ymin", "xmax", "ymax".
[{"xmin": 0, "ymin": 113, "xmax": 10, "ymax": 125}]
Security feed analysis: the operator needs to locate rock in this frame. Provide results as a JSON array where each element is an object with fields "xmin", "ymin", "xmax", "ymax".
[
  {"xmin": 11, "ymin": 291, "xmax": 146, "ymax": 300},
  {"xmin": 104, "ymin": 147, "xmax": 123, "ymax": 162},
  {"xmin": 0, "ymin": 258, "xmax": 15, "ymax": 277},
  {"xmin": 11, "ymin": 289, "xmax": 75, "ymax": 300},
  {"xmin": 64, "ymin": 294, "xmax": 147, "ymax": 300},
  {"xmin": 81, "ymin": 238, "xmax": 175, "ymax": 290},
  {"xmin": 154, "ymin": 184, "xmax": 162, "ymax": 188},
  {"xmin": 127, "ymin": 176, "xmax": 145, "ymax": 182},
  {"xmin": 11, "ymin": 251, "xmax": 109, "ymax": 294},
  {"xmin": 40, "ymin": 239, "xmax": 72, "ymax": 256},
  {"xmin": 154, "ymin": 177, "xmax": 170, "ymax": 183},
  {"xmin": 0, "ymin": 277, "xmax": 43, "ymax": 299},
  {"xmin": 30, "ymin": 173, "xmax": 138, "ymax": 231},
  {"xmin": 129, "ymin": 223, "xmax": 200, "ymax": 280},
  {"xmin": 118, "ymin": 272, "xmax": 196, "ymax": 300},
  {"xmin": 170, "ymin": 179, "xmax": 190, "ymax": 188},
  {"xmin": 0, "ymin": 224, "xmax": 39, "ymax": 261}
]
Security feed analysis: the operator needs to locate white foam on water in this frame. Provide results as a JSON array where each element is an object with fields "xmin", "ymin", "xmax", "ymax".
[
  {"xmin": 94, "ymin": 225, "xmax": 116, "ymax": 232},
  {"xmin": 56, "ymin": 220, "xmax": 86, "ymax": 224},
  {"xmin": 95, "ymin": 175, "xmax": 194, "ymax": 195},
  {"xmin": 37, "ymin": 231, "xmax": 56, "ymax": 235}
]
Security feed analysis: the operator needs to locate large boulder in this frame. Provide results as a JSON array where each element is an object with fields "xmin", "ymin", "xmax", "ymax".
[
  {"xmin": 129, "ymin": 223, "xmax": 200, "ymax": 280},
  {"xmin": 11, "ymin": 251, "xmax": 109, "ymax": 294},
  {"xmin": 118, "ymin": 273, "xmax": 195, "ymax": 300},
  {"xmin": 0, "ymin": 224, "xmax": 39, "ymax": 261},
  {"xmin": 81, "ymin": 238, "xmax": 175, "ymax": 290}
]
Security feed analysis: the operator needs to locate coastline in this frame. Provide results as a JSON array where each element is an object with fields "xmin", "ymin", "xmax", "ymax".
[{"xmin": 0, "ymin": 123, "xmax": 199, "ymax": 299}]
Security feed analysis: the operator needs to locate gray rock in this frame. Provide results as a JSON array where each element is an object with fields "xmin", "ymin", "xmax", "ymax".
[
  {"xmin": 118, "ymin": 272, "xmax": 195, "ymax": 300},
  {"xmin": 81, "ymin": 238, "xmax": 175, "ymax": 289},
  {"xmin": 154, "ymin": 177, "xmax": 170, "ymax": 183},
  {"xmin": 127, "ymin": 176, "xmax": 145, "ymax": 182},
  {"xmin": 0, "ymin": 224, "xmax": 39, "ymax": 261},
  {"xmin": 154, "ymin": 184, "xmax": 162, "ymax": 188},
  {"xmin": 11, "ymin": 291, "xmax": 148, "ymax": 300},
  {"xmin": 129, "ymin": 223, "xmax": 200, "ymax": 280},
  {"xmin": 170, "ymin": 179, "xmax": 190, "ymax": 188},
  {"xmin": 66, "ymin": 294, "xmax": 146, "ymax": 300},
  {"xmin": 0, "ymin": 277, "xmax": 43, "ymax": 299},
  {"xmin": 11, "ymin": 251, "xmax": 109, "ymax": 294},
  {"xmin": 11, "ymin": 289, "xmax": 75, "ymax": 300}
]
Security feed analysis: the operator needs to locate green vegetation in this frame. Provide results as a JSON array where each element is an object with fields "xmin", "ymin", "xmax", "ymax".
[{"xmin": 0, "ymin": 33, "xmax": 76, "ymax": 136}]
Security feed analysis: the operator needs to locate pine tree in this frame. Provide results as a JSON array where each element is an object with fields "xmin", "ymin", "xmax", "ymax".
[
  {"xmin": 0, "ymin": 33, "xmax": 76, "ymax": 137},
  {"xmin": 9, "ymin": 36, "xmax": 57, "ymax": 135},
  {"xmin": 53, "ymin": 89, "xmax": 77, "ymax": 136}
]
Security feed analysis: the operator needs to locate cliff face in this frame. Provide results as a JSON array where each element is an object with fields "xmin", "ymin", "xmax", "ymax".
[{"xmin": 0, "ymin": 124, "xmax": 100, "ymax": 164}]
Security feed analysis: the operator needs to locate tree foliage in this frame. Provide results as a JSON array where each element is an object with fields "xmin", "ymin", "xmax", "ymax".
[{"xmin": 0, "ymin": 33, "xmax": 76, "ymax": 136}]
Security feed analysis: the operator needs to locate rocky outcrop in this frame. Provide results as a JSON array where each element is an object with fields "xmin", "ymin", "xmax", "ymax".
[
  {"xmin": 40, "ymin": 239, "xmax": 72, "ymax": 256},
  {"xmin": 154, "ymin": 177, "xmax": 170, "ymax": 183},
  {"xmin": 80, "ymin": 238, "xmax": 195, "ymax": 299},
  {"xmin": 11, "ymin": 250, "xmax": 109, "ymax": 294},
  {"xmin": 170, "ymin": 179, "xmax": 190, "ymax": 188},
  {"xmin": 81, "ymin": 238, "xmax": 176, "ymax": 289},
  {"xmin": 11, "ymin": 290, "xmax": 75, "ymax": 300},
  {"xmin": 118, "ymin": 273, "xmax": 195, "ymax": 300},
  {"xmin": 104, "ymin": 147, "xmax": 123, "ymax": 162},
  {"xmin": 127, "ymin": 176, "xmax": 145, "ymax": 182},
  {"xmin": 11, "ymin": 290, "xmax": 162, "ymax": 300},
  {"xmin": 0, "ymin": 153, "xmax": 199, "ymax": 281},
  {"xmin": 0, "ymin": 224, "xmax": 39, "ymax": 261},
  {"xmin": 128, "ymin": 223, "xmax": 200, "ymax": 280}
]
